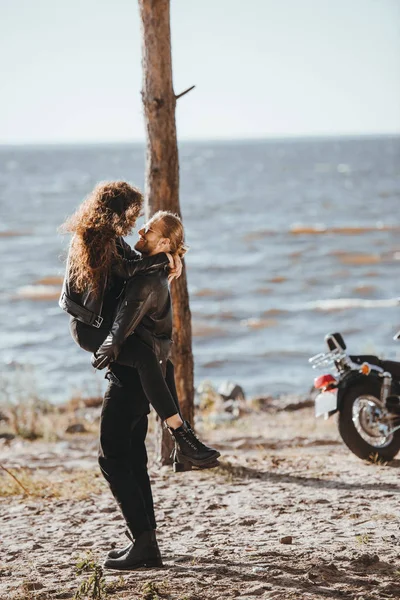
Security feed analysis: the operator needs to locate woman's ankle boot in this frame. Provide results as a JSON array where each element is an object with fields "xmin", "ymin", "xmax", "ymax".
[{"xmin": 168, "ymin": 421, "xmax": 220, "ymax": 468}]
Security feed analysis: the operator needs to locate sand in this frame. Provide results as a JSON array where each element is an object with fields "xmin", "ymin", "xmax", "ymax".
[{"xmin": 1, "ymin": 407, "xmax": 400, "ymax": 600}]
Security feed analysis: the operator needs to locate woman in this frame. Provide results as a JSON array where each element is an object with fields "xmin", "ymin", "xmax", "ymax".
[{"xmin": 60, "ymin": 181, "xmax": 219, "ymax": 467}]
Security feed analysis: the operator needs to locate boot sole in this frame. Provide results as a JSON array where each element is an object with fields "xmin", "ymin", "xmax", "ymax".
[
  {"xmin": 104, "ymin": 559, "xmax": 164, "ymax": 571},
  {"xmin": 174, "ymin": 451, "xmax": 221, "ymax": 471},
  {"xmin": 174, "ymin": 459, "xmax": 220, "ymax": 472},
  {"xmin": 177, "ymin": 450, "xmax": 220, "ymax": 466}
]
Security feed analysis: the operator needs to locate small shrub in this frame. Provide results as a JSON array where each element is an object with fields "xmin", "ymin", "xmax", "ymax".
[
  {"xmin": 368, "ymin": 453, "xmax": 388, "ymax": 466},
  {"xmin": 74, "ymin": 554, "xmax": 106, "ymax": 600},
  {"xmin": 141, "ymin": 581, "xmax": 170, "ymax": 600},
  {"xmin": 355, "ymin": 534, "xmax": 370, "ymax": 546}
]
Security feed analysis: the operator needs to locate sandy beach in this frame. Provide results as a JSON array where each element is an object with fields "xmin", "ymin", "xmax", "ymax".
[{"xmin": 1, "ymin": 402, "xmax": 400, "ymax": 600}]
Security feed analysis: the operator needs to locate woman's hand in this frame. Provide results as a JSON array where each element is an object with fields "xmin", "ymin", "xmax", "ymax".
[
  {"xmin": 91, "ymin": 334, "xmax": 118, "ymax": 370},
  {"xmin": 166, "ymin": 253, "xmax": 182, "ymax": 283}
]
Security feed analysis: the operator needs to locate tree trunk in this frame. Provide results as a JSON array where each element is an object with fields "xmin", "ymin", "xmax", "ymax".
[{"xmin": 139, "ymin": 0, "xmax": 195, "ymax": 464}]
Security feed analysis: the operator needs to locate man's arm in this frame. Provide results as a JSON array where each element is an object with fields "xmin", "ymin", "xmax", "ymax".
[
  {"xmin": 91, "ymin": 276, "xmax": 154, "ymax": 370},
  {"xmin": 114, "ymin": 238, "xmax": 169, "ymax": 278}
]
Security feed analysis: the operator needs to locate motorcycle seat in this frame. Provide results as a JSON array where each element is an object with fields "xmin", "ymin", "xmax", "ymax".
[
  {"xmin": 350, "ymin": 355, "xmax": 381, "ymax": 367},
  {"xmin": 381, "ymin": 360, "xmax": 400, "ymax": 379},
  {"xmin": 351, "ymin": 355, "xmax": 400, "ymax": 379}
]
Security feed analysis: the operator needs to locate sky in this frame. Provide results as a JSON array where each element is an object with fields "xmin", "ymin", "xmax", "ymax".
[{"xmin": 0, "ymin": 0, "xmax": 399, "ymax": 144}]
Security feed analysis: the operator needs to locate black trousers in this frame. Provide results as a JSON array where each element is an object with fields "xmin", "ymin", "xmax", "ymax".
[
  {"xmin": 70, "ymin": 318, "xmax": 179, "ymax": 421},
  {"xmin": 98, "ymin": 361, "xmax": 180, "ymax": 538}
]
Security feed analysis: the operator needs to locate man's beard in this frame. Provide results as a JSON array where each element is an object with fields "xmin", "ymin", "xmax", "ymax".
[{"xmin": 135, "ymin": 239, "xmax": 150, "ymax": 255}]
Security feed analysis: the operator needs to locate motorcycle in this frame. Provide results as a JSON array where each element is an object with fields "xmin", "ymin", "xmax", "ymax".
[{"xmin": 309, "ymin": 332, "xmax": 400, "ymax": 461}]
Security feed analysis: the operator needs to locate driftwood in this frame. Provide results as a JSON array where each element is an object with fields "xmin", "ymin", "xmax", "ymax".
[{"xmin": 139, "ymin": 0, "xmax": 195, "ymax": 463}]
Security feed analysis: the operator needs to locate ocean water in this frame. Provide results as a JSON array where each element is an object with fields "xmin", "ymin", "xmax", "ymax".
[{"xmin": 1, "ymin": 136, "xmax": 400, "ymax": 403}]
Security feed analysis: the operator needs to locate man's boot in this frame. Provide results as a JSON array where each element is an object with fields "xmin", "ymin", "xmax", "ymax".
[
  {"xmin": 104, "ymin": 530, "xmax": 163, "ymax": 570},
  {"xmin": 107, "ymin": 529, "xmax": 133, "ymax": 559},
  {"xmin": 168, "ymin": 421, "xmax": 220, "ymax": 468}
]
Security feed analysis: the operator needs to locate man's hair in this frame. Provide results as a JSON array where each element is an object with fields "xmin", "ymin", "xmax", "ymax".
[
  {"xmin": 149, "ymin": 211, "xmax": 188, "ymax": 258},
  {"xmin": 60, "ymin": 181, "xmax": 143, "ymax": 296}
]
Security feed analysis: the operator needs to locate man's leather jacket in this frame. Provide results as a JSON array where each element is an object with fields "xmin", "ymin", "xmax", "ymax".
[
  {"xmin": 92, "ymin": 269, "xmax": 173, "ymax": 374},
  {"xmin": 59, "ymin": 236, "xmax": 169, "ymax": 329}
]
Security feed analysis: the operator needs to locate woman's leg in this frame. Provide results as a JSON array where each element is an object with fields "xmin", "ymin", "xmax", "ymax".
[
  {"xmin": 71, "ymin": 316, "xmax": 181, "ymax": 426},
  {"xmin": 116, "ymin": 342, "xmax": 220, "ymax": 469},
  {"xmin": 116, "ymin": 335, "xmax": 182, "ymax": 425},
  {"xmin": 165, "ymin": 360, "xmax": 183, "ymax": 418}
]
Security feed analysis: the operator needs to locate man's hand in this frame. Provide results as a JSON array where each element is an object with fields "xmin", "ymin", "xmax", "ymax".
[
  {"xmin": 91, "ymin": 335, "xmax": 118, "ymax": 370},
  {"xmin": 167, "ymin": 253, "xmax": 182, "ymax": 283}
]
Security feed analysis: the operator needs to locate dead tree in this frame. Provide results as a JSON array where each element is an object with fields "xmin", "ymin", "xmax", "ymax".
[{"xmin": 139, "ymin": 0, "xmax": 195, "ymax": 463}]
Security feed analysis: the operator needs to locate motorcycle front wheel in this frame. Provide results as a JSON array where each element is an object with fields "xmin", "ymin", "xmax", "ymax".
[{"xmin": 338, "ymin": 381, "xmax": 400, "ymax": 461}]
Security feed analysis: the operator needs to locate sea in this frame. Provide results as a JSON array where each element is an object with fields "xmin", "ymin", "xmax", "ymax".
[{"xmin": 1, "ymin": 136, "xmax": 400, "ymax": 404}]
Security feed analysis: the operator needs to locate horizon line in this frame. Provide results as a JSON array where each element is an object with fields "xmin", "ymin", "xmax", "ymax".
[{"xmin": 0, "ymin": 131, "xmax": 399, "ymax": 148}]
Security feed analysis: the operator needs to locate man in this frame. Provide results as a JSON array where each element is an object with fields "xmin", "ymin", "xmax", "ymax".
[{"xmin": 94, "ymin": 210, "xmax": 220, "ymax": 571}]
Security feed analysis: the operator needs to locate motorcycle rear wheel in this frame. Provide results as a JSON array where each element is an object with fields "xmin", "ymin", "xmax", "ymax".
[{"xmin": 338, "ymin": 382, "xmax": 400, "ymax": 461}]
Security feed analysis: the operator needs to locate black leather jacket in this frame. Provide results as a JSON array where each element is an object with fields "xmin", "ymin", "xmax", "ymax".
[
  {"xmin": 93, "ymin": 269, "xmax": 173, "ymax": 373},
  {"xmin": 59, "ymin": 236, "xmax": 169, "ymax": 328}
]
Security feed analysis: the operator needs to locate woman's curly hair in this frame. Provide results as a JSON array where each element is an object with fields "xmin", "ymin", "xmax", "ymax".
[{"xmin": 60, "ymin": 181, "xmax": 143, "ymax": 297}]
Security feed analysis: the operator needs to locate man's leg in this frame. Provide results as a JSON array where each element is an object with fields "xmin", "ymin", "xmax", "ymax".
[
  {"xmin": 100, "ymin": 364, "xmax": 163, "ymax": 570},
  {"xmin": 98, "ymin": 365, "xmax": 153, "ymax": 538},
  {"xmin": 129, "ymin": 411, "xmax": 156, "ymax": 531}
]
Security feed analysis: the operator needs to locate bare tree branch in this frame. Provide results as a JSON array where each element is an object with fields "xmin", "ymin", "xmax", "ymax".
[{"xmin": 175, "ymin": 85, "xmax": 195, "ymax": 100}]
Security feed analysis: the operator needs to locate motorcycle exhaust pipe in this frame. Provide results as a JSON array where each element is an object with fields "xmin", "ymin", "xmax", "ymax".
[{"xmin": 381, "ymin": 372, "xmax": 392, "ymax": 405}]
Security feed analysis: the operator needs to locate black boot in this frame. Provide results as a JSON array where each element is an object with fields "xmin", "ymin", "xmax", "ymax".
[
  {"xmin": 104, "ymin": 530, "xmax": 163, "ymax": 570},
  {"xmin": 107, "ymin": 529, "xmax": 133, "ymax": 559},
  {"xmin": 168, "ymin": 421, "xmax": 220, "ymax": 468},
  {"xmin": 171, "ymin": 445, "xmax": 220, "ymax": 472}
]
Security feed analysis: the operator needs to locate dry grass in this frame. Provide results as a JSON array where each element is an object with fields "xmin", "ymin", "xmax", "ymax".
[
  {"xmin": 1, "ymin": 400, "xmax": 100, "ymax": 441},
  {"xmin": 0, "ymin": 467, "xmax": 106, "ymax": 499},
  {"xmin": 0, "ymin": 364, "xmax": 103, "ymax": 443},
  {"xmin": 6, "ymin": 399, "xmax": 62, "ymax": 441},
  {"xmin": 0, "ymin": 366, "xmax": 102, "ymax": 441}
]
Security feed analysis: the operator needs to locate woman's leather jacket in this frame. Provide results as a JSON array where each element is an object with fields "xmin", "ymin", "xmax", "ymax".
[{"xmin": 59, "ymin": 236, "xmax": 169, "ymax": 328}]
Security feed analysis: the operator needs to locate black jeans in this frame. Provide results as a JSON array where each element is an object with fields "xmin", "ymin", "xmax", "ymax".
[
  {"xmin": 70, "ymin": 318, "xmax": 179, "ymax": 421},
  {"xmin": 98, "ymin": 362, "xmax": 180, "ymax": 537}
]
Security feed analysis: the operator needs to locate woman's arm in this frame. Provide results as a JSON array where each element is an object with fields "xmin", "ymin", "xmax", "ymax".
[
  {"xmin": 117, "ymin": 236, "xmax": 138, "ymax": 259},
  {"xmin": 114, "ymin": 237, "xmax": 181, "ymax": 280},
  {"xmin": 113, "ymin": 252, "xmax": 170, "ymax": 279},
  {"xmin": 114, "ymin": 237, "xmax": 171, "ymax": 278}
]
